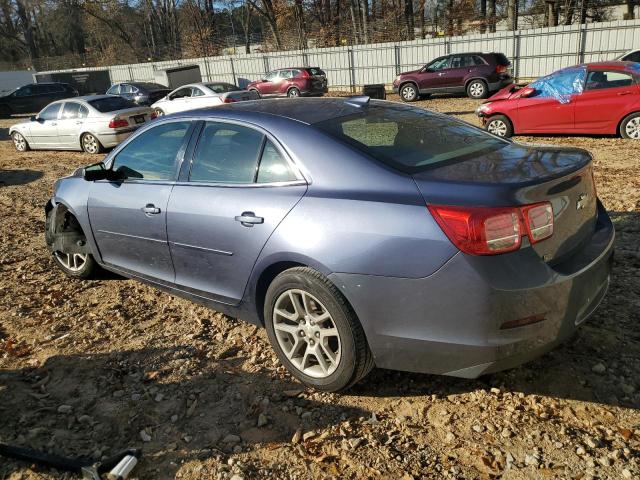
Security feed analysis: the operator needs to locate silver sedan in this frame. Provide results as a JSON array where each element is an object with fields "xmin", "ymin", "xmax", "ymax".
[
  {"xmin": 9, "ymin": 95, "xmax": 154, "ymax": 154},
  {"xmin": 151, "ymin": 82, "xmax": 259, "ymax": 116}
]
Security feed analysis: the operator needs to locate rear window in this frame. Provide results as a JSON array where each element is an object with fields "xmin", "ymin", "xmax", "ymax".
[
  {"xmin": 314, "ymin": 104, "xmax": 508, "ymax": 173},
  {"xmin": 205, "ymin": 83, "xmax": 241, "ymax": 94},
  {"xmin": 493, "ymin": 53, "xmax": 511, "ymax": 66},
  {"xmin": 89, "ymin": 97, "xmax": 136, "ymax": 112},
  {"xmin": 305, "ymin": 68, "xmax": 326, "ymax": 76}
]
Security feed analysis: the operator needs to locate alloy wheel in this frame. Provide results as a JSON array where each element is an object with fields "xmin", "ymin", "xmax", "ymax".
[
  {"xmin": 401, "ymin": 85, "xmax": 417, "ymax": 101},
  {"xmin": 82, "ymin": 134, "xmax": 99, "ymax": 154},
  {"xmin": 288, "ymin": 88, "xmax": 300, "ymax": 98},
  {"xmin": 54, "ymin": 252, "xmax": 87, "ymax": 272},
  {"xmin": 625, "ymin": 117, "xmax": 640, "ymax": 139},
  {"xmin": 272, "ymin": 289, "xmax": 341, "ymax": 378},
  {"xmin": 12, "ymin": 133, "xmax": 26, "ymax": 152},
  {"xmin": 487, "ymin": 119, "xmax": 508, "ymax": 137},
  {"xmin": 469, "ymin": 82, "xmax": 485, "ymax": 98}
]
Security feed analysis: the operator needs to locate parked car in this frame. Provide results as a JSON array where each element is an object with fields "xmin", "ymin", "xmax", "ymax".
[
  {"xmin": 151, "ymin": 82, "xmax": 259, "ymax": 115},
  {"xmin": 615, "ymin": 49, "xmax": 640, "ymax": 63},
  {"xmin": 476, "ymin": 61, "xmax": 640, "ymax": 139},
  {"xmin": 45, "ymin": 97, "xmax": 614, "ymax": 392},
  {"xmin": 247, "ymin": 67, "xmax": 328, "ymax": 98},
  {"xmin": 0, "ymin": 82, "xmax": 78, "ymax": 117},
  {"xmin": 10, "ymin": 95, "xmax": 154, "ymax": 154},
  {"xmin": 106, "ymin": 82, "xmax": 171, "ymax": 106},
  {"xmin": 392, "ymin": 52, "xmax": 513, "ymax": 101}
]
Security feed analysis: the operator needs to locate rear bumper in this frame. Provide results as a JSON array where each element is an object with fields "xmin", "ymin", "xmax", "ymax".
[
  {"xmin": 95, "ymin": 127, "xmax": 139, "ymax": 148},
  {"xmin": 489, "ymin": 76, "xmax": 514, "ymax": 92},
  {"xmin": 330, "ymin": 202, "xmax": 615, "ymax": 378}
]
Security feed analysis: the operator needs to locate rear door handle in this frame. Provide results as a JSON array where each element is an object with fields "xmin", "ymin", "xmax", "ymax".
[
  {"xmin": 438, "ymin": 72, "xmax": 446, "ymax": 76},
  {"xmin": 142, "ymin": 204, "xmax": 161, "ymax": 215},
  {"xmin": 235, "ymin": 211, "xmax": 264, "ymax": 227}
]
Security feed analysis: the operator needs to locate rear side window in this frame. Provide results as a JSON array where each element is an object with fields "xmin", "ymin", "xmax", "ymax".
[
  {"xmin": 62, "ymin": 102, "xmax": 82, "ymax": 119},
  {"xmin": 304, "ymin": 68, "xmax": 325, "ymax": 76},
  {"xmin": 257, "ymin": 141, "xmax": 297, "ymax": 183},
  {"xmin": 89, "ymin": 97, "xmax": 136, "ymax": 112},
  {"xmin": 190, "ymin": 122, "xmax": 264, "ymax": 183},
  {"xmin": 585, "ymin": 70, "xmax": 635, "ymax": 90},
  {"xmin": 315, "ymin": 104, "xmax": 507, "ymax": 173},
  {"xmin": 493, "ymin": 53, "xmax": 511, "ymax": 66},
  {"xmin": 205, "ymin": 83, "xmax": 240, "ymax": 93},
  {"xmin": 112, "ymin": 121, "xmax": 191, "ymax": 180},
  {"xmin": 39, "ymin": 103, "xmax": 61, "ymax": 120}
]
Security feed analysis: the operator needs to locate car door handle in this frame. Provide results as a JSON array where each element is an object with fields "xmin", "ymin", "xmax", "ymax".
[
  {"xmin": 142, "ymin": 204, "xmax": 161, "ymax": 215},
  {"xmin": 438, "ymin": 72, "xmax": 446, "ymax": 76},
  {"xmin": 235, "ymin": 212, "xmax": 264, "ymax": 227}
]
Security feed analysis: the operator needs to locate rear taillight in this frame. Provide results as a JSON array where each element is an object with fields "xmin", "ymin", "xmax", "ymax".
[
  {"xmin": 223, "ymin": 97, "xmax": 237, "ymax": 103},
  {"xmin": 108, "ymin": 118, "xmax": 129, "ymax": 128},
  {"xmin": 496, "ymin": 64, "xmax": 508, "ymax": 74},
  {"xmin": 428, "ymin": 202, "xmax": 554, "ymax": 255}
]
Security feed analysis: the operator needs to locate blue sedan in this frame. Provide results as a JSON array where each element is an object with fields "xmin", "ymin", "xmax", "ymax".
[{"xmin": 45, "ymin": 97, "xmax": 614, "ymax": 392}]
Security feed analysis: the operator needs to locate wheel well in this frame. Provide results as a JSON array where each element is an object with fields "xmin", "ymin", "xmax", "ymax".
[
  {"xmin": 287, "ymin": 86, "xmax": 300, "ymax": 92},
  {"xmin": 616, "ymin": 111, "xmax": 640, "ymax": 136},
  {"xmin": 399, "ymin": 81, "xmax": 418, "ymax": 91},
  {"xmin": 46, "ymin": 203, "xmax": 87, "ymax": 250},
  {"xmin": 254, "ymin": 261, "xmax": 307, "ymax": 326},
  {"xmin": 465, "ymin": 77, "xmax": 488, "ymax": 89}
]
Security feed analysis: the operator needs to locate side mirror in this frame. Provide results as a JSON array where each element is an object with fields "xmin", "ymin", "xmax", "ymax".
[
  {"xmin": 30, "ymin": 115, "xmax": 37, "ymax": 122},
  {"xmin": 82, "ymin": 162, "xmax": 125, "ymax": 182},
  {"xmin": 519, "ymin": 86, "xmax": 535, "ymax": 98}
]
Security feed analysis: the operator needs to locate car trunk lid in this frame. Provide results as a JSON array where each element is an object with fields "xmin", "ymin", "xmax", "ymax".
[
  {"xmin": 412, "ymin": 143, "xmax": 598, "ymax": 262},
  {"xmin": 111, "ymin": 107, "xmax": 154, "ymax": 129}
]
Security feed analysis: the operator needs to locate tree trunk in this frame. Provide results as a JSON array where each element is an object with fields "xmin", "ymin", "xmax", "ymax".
[
  {"xmin": 626, "ymin": 0, "xmax": 635, "ymax": 19},
  {"xmin": 507, "ymin": 0, "xmax": 517, "ymax": 30},
  {"xmin": 405, "ymin": 0, "xmax": 415, "ymax": 40},
  {"xmin": 295, "ymin": 0, "xmax": 307, "ymax": 49},
  {"xmin": 334, "ymin": 0, "xmax": 341, "ymax": 45},
  {"xmin": 480, "ymin": 0, "xmax": 487, "ymax": 33},
  {"xmin": 419, "ymin": 0, "xmax": 426, "ymax": 38},
  {"xmin": 488, "ymin": 0, "xmax": 496, "ymax": 32},
  {"xmin": 349, "ymin": 0, "xmax": 360, "ymax": 44},
  {"xmin": 361, "ymin": 0, "xmax": 369, "ymax": 44},
  {"xmin": 15, "ymin": 0, "xmax": 39, "ymax": 67}
]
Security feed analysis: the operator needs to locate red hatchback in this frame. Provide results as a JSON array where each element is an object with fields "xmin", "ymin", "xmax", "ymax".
[
  {"xmin": 247, "ymin": 67, "xmax": 328, "ymax": 98},
  {"xmin": 477, "ymin": 62, "xmax": 640, "ymax": 139}
]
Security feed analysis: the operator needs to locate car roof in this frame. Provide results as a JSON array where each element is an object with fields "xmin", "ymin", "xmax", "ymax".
[
  {"xmin": 188, "ymin": 97, "xmax": 395, "ymax": 125},
  {"xmin": 49, "ymin": 95, "xmax": 113, "ymax": 104},
  {"xmin": 123, "ymin": 82, "xmax": 168, "ymax": 90},
  {"xmin": 583, "ymin": 61, "xmax": 636, "ymax": 70}
]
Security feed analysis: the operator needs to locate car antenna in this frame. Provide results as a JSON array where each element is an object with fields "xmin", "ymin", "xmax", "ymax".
[{"xmin": 344, "ymin": 95, "xmax": 370, "ymax": 107}]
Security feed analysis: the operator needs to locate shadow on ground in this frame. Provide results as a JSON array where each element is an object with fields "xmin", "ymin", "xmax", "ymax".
[
  {"xmin": 0, "ymin": 346, "xmax": 368, "ymax": 478},
  {"xmin": 0, "ymin": 169, "xmax": 44, "ymax": 186}
]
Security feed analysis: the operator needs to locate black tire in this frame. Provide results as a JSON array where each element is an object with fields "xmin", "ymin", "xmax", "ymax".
[
  {"xmin": 467, "ymin": 79, "xmax": 489, "ymax": 99},
  {"xmin": 619, "ymin": 112, "xmax": 640, "ymax": 139},
  {"xmin": 399, "ymin": 83, "xmax": 418, "ymax": 102},
  {"xmin": 11, "ymin": 132, "xmax": 30, "ymax": 152},
  {"xmin": 287, "ymin": 87, "xmax": 301, "ymax": 98},
  {"xmin": 485, "ymin": 114, "xmax": 514, "ymax": 138},
  {"xmin": 81, "ymin": 132, "xmax": 104, "ymax": 154},
  {"xmin": 46, "ymin": 209, "xmax": 99, "ymax": 279},
  {"xmin": 264, "ymin": 267, "xmax": 374, "ymax": 392},
  {"xmin": 0, "ymin": 105, "xmax": 10, "ymax": 118}
]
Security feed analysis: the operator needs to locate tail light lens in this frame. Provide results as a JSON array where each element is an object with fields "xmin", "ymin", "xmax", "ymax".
[
  {"xmin": 428, "ymin": 202, "xmax": 554, "ymax": 255},
  {"xmin": 223, "ymin": 97, "xmax": 237, "ymax": 103},
  {"xmin": 108, "ymin": 118, "xmax": 129, "ymax": 128},
  {"xmin": 496, "ymin": 64, "xmax": 508, "ymax": 74}
]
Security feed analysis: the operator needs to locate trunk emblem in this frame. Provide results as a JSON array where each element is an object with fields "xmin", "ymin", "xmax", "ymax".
[{"xmin": 576, "ymin": 193, "xmax": 587, "ymax": 210}]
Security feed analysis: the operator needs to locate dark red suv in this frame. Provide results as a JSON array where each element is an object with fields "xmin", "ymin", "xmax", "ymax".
[
  {"xmin": 247, "ymin": 67, "xmax": 328, "ymax": 98},
  {"xmin": 392, "ymin": 52, "xmax": 513, "ymax": 101}
]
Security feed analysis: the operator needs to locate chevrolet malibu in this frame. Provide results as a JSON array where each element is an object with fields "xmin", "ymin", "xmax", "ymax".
[{"xmin": 45, "ymin": 98, "xmax": 614, "ymax": 392}]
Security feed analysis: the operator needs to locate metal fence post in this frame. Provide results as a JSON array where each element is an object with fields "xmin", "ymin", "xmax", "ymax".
[
  {"xmin": 229, "ymin": 57, "xmax": 237, "ymax": 85},
  {"xmin": 128, "ymin": 65, "xmax": 134, "ymax": 81},
  {"xmin": 348, "ymin": 49, "xmax": 356, "ymax": 93},
  {"xmin": 514, "ymin": 31, "xmax": 520, "ymax": 82},
  {"xmin": 263, "ymin": 55, "xmax": 270, "ymax": 74},
  {"xmin": 576, "ymin": 23, "xmax": 586, "ymax": 64},
  {"xmin": 394, "ymin": 45, "xmax": 401, "ymax": 76},
  {"xmin": 302, "ymin": 51, "xmax": 309, "ymax": 67}
]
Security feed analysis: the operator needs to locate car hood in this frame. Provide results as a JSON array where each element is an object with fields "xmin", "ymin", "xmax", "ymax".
[
  {"xmin": 399, "ymin": 69, "xmax": 420, "ymax": 76},
  {"xmin": 485, "ymin": 84, "xmax": 522, "ymax": 103}
]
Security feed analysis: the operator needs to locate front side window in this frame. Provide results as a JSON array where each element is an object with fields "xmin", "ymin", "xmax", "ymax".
[
  {"xmin": 62, "ymin": 102, "xmax": 81, "ymax": 119},
  {"xmin": 585, "ymin": 70, "xmax": 635, "ymax": 90},
  {"xmin": 189, "ymin": 122, "xmax": 264, "ymax": 183},
  {"xmin": 39, "ymin": 103, "xmax": 61, "ymax": 120},
  {"xmin": 314, "ymin": 104, "xmax": 508, "ymax": 173},
  {"xmin": 112, "ymin": 121, "xmax": 191, "ymax": 180},
  {"xmin": 264, "ymin": 71, "xmax": 278, "ymax": 81},
  {"xmin": 107, "ymin": 85, "xmax": 120, "ymax": 95},
  {"xmin": 257, "ymin": 141, "xmax": 298, "ymax": 183},
  {"xmin": 427, "ymin": 57, "xmax": 450, "ymax": 71},
  {"xmin": 623, "ymin": 51, "xmax": 640, "ymax": 63},
  {"xmin": 121, "ymin": 84, "xmax": 133, "ymax": 94},
  {"xmin": 15, "ymin": 86, "xmax": 34, "ymax": 97}
]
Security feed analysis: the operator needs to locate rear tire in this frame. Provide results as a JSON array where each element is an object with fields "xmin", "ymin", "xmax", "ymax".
[
  {"xmin": 12, "ymin": 132, "xmax": 30, "ymax": 152},
  {"xmin": 287, "ymin": 87, "xmax": 301, "ymax": 98},
  {"xmin": 467, "ymin": 80, "xmax": 489, "ymax": 99},
  {"xmin": 619, "ymin": 112, "xmax": 640, "ymax": 139},
  {"xmin": 399, "ymin": 83, "xmax": 418, "ymax": 102},
  {"xmin": 264, "ymin": 267, "xmax": 374, "ymax": 392},
  {"xmin": 485, "ymin": 114, "xmax": 513, "ymax": 138},
  {"xmin": 81, "ymin": 133, "xmax": 104, "ymax": 154}
]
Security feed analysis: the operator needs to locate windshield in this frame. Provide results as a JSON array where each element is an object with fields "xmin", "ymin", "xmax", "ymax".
[
  {"xmin": 89, "ymin": 97, "xmax": 136, "ymax": 112},
  {"xmin": 205, "ymin": 83, "xmax": 241, "ymax": 94},
  {"xmin": 314, "ymin": 104, "xmax": 508, "ymax": 173}
]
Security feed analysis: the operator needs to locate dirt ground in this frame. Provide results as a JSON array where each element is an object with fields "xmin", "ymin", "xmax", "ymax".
[{"xmin": 0, "ymin": 95, "xmax": 638, "ymax": 480}]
